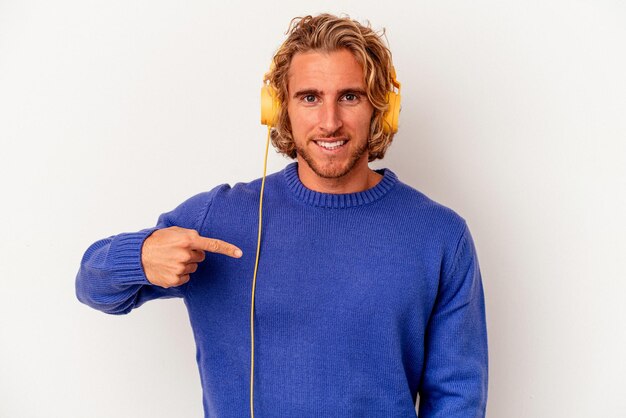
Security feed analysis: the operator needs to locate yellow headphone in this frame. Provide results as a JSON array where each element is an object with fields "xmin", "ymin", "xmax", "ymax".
[{"xmin": 260, "ymin": 66, "xmax": 401, "ymax": 133}]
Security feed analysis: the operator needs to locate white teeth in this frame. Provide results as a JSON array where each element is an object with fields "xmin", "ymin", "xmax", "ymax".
[{"xmin": 316, "ymin": 140, "xmax": 346, "ymax": 150}]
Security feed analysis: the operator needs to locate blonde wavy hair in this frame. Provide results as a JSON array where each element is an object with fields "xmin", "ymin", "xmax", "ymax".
[{"xmin": 265, "ymin": 14, "xmax": 396, "ymax": 162}]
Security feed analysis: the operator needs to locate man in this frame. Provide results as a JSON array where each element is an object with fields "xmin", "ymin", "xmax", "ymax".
[{"xmin": 76, "ymin": 14, "xmax": 488, "ymax": 417}]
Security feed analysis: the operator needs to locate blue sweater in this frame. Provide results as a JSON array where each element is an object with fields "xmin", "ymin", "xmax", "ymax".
[{"xmin": 76, "ymin": 162, "xmax": 488, "ymax": 417}]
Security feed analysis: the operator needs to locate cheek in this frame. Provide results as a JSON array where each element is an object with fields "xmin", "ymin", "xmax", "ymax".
[
  {"xmin": 347, "ymin": 109, "xmax": 374, "ymax": 136},
  {"xmin": 288, "ymin": 108, "xmax": 316, "ymax": 135}
]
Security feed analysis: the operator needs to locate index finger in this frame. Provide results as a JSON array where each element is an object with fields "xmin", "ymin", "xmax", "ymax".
[{"xmin": 191, "ymin": 236, "xmax": 243, "ymax": 258}]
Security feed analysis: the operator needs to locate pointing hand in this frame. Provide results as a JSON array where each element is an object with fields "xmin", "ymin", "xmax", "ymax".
[{"xmin": 141, "ymin": 226, "xmax": 242, "ymax": 288}]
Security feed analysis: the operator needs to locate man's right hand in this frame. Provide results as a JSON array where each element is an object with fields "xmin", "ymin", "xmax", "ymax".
[{"xmin": 141, "ymin": 226, "xmax": 243, "ymax": 288}]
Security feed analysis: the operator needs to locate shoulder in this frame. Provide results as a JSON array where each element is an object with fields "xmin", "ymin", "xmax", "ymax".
[
  {"xmin": 387, "ymin": 173, "xmax": 467, "ymax": 236},
  {"xmin": 208, "ymin": 169, "xmax": 284, "ymax": 203},
  {"xmin": 381, "ymin": 170, "xmax": 472, "ymax": 274},
  {"xmin": 174, "ymin": 168, "xmax": 283, "ymax": 206},
  {"xmin": 155, "ymin": 185, "xmax": 231, "ymax": 231}
]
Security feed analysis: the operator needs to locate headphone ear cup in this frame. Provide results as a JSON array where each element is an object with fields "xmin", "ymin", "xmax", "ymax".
[
  {"xmin": 261, "ymin": 85, "xmax": 280, "ymax": 126},
  {"xmin": 383, "ymin": 90, "xmax": 401, "ymax": 134}
]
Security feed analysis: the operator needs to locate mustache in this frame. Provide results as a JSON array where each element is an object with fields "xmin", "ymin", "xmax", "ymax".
[{"xmin": 308, "ymin": 131, "xmax": 350, "ymax": 141}]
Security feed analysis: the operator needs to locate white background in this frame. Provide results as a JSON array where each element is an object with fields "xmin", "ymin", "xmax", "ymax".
[{"xmin": 1, "ymin": 1, "xmax": 625, "ymax": 417}]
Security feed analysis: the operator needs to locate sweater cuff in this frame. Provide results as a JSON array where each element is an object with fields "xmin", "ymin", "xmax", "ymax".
[{"xmin": 108, "ymin": 227, "xmax": 159, "ymax": 285}]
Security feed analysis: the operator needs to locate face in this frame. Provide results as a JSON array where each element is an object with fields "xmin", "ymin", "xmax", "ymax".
[{"xmin": 287, "ymin": 49, "xmax": 374, "ymax": 183}]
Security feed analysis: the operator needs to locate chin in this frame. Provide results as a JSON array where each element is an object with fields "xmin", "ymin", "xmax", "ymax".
[
  {"xmin": 297, "ymin": 142, "xmax": 368, "ymax": 180},
  {"xmin": 300, "ymin": 154, "xmax": 365, "ymax": 180},
  {"xmin": 310, "ymin": 163, "xmax": 352, "ymax": 179}
]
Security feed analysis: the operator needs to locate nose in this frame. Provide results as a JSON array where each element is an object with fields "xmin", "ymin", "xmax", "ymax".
[{"xmin": 319, "ymin": 100, "xmax": 343, "ymax": 134}]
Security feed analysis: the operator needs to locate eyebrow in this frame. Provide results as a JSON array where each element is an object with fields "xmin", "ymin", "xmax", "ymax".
[{"xmin": 292, "ymin": 88, "xmax": 368, "ymax": 99}]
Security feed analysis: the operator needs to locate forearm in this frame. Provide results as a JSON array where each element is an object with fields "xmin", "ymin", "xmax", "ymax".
[
  {"xmin": 417, "ymin": 295, "xmax": 488, "ymax": 417},
  {"xmin": 75, "ymin": 228, "xmax": 167, "ymax": 315}
]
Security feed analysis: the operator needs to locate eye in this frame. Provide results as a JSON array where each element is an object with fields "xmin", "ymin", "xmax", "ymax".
[
  {"xmin": 302, "ymin": 94, "xmax": 317, "ymax": 103},
  {"xmin": 342, "ymin": 93, "xmax": 360, "ymax": 103}
]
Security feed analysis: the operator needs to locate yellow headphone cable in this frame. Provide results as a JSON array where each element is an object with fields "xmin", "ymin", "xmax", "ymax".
[{"xmin": 250, "ymin": 125, "xmax": 271, "ymax": 418}]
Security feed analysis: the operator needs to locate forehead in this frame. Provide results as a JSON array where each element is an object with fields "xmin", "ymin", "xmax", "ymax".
[{"xmin": 287, "ymin": 49, "xmax": 365, "ymax": 92}]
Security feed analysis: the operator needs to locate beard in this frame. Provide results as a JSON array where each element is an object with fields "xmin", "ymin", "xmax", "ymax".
[{"xmin": 295, "ymin": 134, "xmax": 369, "ymax": 180}]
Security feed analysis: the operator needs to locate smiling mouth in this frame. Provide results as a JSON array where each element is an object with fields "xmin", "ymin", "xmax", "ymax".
[{"xmin": 314, "ymin": 140, "xmax": 347, "ymax": 150}]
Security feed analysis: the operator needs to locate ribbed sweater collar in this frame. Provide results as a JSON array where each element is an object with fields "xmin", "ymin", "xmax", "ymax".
[{"xmin": 283, "ymin": 162, "xmax": 398, "ymax": 209}]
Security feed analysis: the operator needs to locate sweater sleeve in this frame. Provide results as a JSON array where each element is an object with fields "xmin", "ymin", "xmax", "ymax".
[
  {"xmin": 418, "ymin": 224, "xmax": 489, "ymax": 417},
  {"xmin": 75, "ymin": 188, "xmax": 222, "ymax": 315}
]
